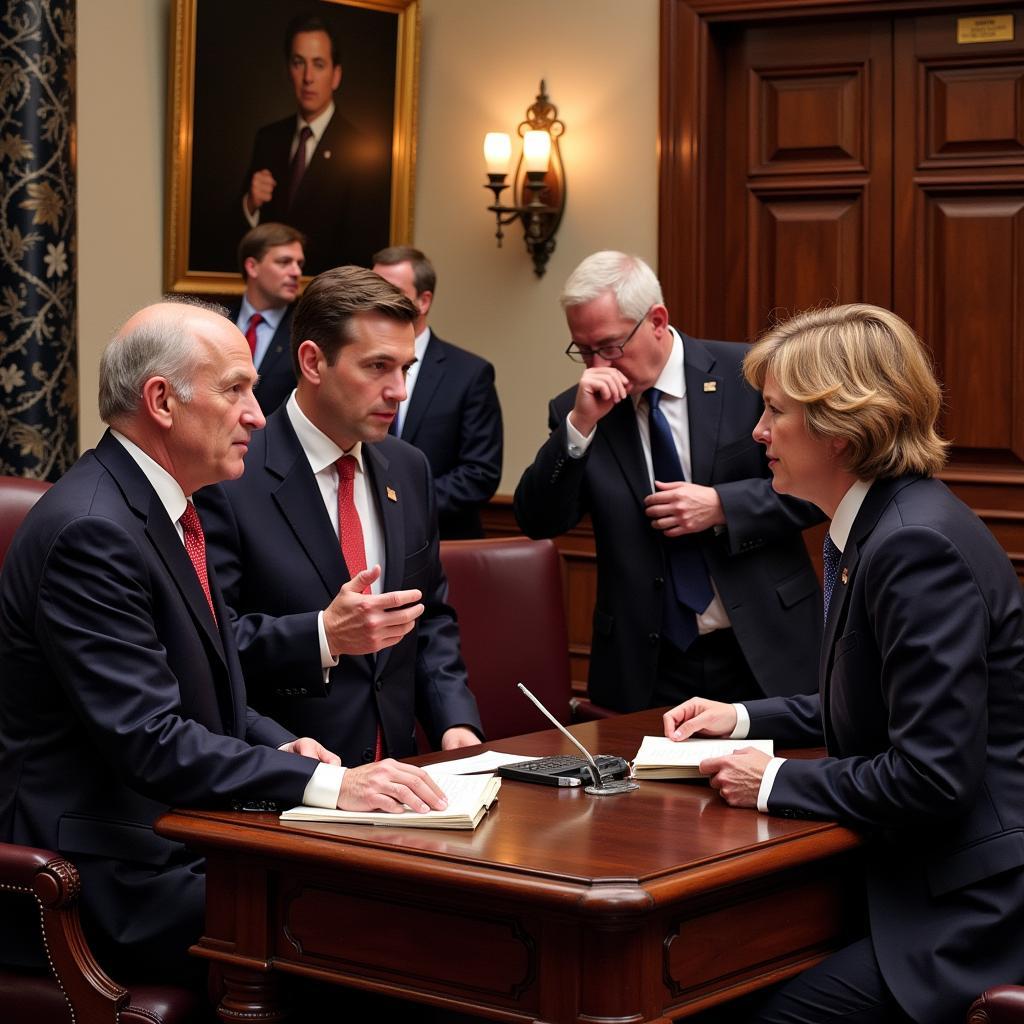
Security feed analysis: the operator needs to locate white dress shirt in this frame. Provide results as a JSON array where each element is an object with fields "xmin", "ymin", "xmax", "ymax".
[
  {"xmin": 393, "ymin": 325, "xmax": 430, "ymax": 437},
  {"xmin": 109, "ymin": 430, "xmax": 343, "ymax": 807},
  {"xmin": 733, "ymin": 477, "xmax": 873, "ymax": 813},
  {"xmin": 565, "ymin": 327, "xmax": 730, "ymax": 633}
]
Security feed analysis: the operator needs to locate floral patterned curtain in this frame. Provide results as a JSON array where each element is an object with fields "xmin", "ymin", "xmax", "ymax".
[{"xmin": 0, "ymin": 1, "xmax": 77, "ymax": 480}]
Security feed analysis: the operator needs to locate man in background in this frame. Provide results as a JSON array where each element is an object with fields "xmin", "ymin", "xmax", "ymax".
[
  {"xmin": 372, "ymin": 246, "xmax": 503, "ymax": 539},
  {"xmin": 199, "ymin": 267, "xmax": 482, "ymax": 768},
  {"xmin": 241, "ymin": 12, "xmax": 389, "ymax": 274},
  {"xmin": 230, "ymin": 222, "xmax": 305, "ymax": 415},
  {"xmin": 515, "ymin": 251, "xmax": 823, "ymax": 713},
  {"xmin": 0, "ymin": 299, "xmax": 445, "ymax": 984}
]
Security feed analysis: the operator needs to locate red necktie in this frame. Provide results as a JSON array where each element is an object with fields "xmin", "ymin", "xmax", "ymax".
[
  {"xmin": 180, "ymin": 502, "xmax": 217, "ymax": 625},
  {"xmin": 287, "ymin": 124, "xmax": 314, "ymax": 208},
  {"xmin": 244, "ymin": 313, "xmax": 263, "ymax": 358},
  {"xmin": 336, "ymin": 456, "xmax": 383, "ymax": 760}
]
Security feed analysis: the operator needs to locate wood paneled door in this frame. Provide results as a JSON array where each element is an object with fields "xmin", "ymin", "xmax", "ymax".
[{"xmin": 662, "ymin": 0, "xmax": 1024, "ymax": 574}]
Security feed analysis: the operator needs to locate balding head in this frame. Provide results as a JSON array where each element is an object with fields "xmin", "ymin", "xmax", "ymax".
[
  {"xmin": 99, "ymin": 298, "xmax": 265, "ymax": 495},
  {"xmin": 99, "ymin": 299, "xmax": 228, "ymax": 426}
]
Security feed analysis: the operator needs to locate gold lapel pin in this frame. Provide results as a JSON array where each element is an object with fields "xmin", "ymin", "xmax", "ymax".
[
  {"xmin": 323, "ymin": 150, "xmax": 332, "ymax": 160},
  {"xmin": 703, "ymin": 381, "xmax": 717, "ymax": 392},
  {"xmin": 386, "ymin": 487, "xmax": 398, "ymax": 503},
  {"xmin": 841, "ymin": 568, "xmax": 849, "ymax": 585}
]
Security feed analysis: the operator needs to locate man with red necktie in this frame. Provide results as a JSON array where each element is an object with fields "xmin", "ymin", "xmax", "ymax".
[
  {"xmin": 229, "ymin": 221, "xmax": 306, "ymax": 415},
  {"xmin": 198, "ymin": 267, "xmax": 483, "ymax": 770},
  {"xmin": 0, "ymin": 298, "xmax": 447, "ymax": 988}
]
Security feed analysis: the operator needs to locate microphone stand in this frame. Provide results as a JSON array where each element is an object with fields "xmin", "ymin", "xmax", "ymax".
[{"xmin": 517, "ymin": 683, "xmax": 638, "ymax": 796}]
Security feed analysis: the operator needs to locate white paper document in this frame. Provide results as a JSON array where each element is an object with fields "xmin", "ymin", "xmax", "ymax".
[
  {"xmin": 423, "ymin": 750, "xmax": 545, "ymax": 779},
  {"xmin": 280, "ymin": 773, "xmax": 501, "ymax": 830},
  {"xmin": 632, "ymin": 735, "xmax": 774, "ymax": 780}
]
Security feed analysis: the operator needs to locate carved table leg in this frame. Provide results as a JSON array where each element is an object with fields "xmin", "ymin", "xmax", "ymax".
[{"xmin": 216, "ymin": 965, "xmax": 289, "ymax": 1023}]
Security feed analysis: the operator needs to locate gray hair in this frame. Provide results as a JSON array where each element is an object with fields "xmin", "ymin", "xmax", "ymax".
[
  {"xmin": 98, "ymin": 296, "xmax": 226, "ymax": 423},
  {"xmin": 560, "ymin": 251, "xmax": 663, "ymax": 320}
]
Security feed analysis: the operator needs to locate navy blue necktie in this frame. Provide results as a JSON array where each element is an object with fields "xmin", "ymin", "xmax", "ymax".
[
  {"xmin": 822, "ymin": 533, "xmax": 842, "ymax": 622},
  {"xmin": 646, "ymin": 387, "xmax": 714, "ymax": 651}
]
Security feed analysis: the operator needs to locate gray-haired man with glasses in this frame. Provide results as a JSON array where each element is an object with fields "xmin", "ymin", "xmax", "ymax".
[{"xmin": 515, "ymin": 251, "xmax": 824, "ymax": 713}]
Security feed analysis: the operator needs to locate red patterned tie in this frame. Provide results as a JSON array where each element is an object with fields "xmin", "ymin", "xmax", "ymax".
[
  {"xmin": 244, "ymin": 313, "xmax": 263, "ymax": 358},
  {"xmin": 180, "ymin": 502, "xmax": 217, "ymax": 625},
  {"xmin": 336, "ymin": 456, "xmax": 383, "ymax": 760}
]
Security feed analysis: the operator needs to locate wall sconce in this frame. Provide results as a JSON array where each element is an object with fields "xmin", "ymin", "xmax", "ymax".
[{"xmin": 483, "ymin": 81, "xmax": 566, "ymax": 278}]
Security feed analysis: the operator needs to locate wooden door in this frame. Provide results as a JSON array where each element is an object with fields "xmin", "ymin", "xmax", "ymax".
[{"xmin": 720, "ymin": 17, "xmax": 894, "ymax": 343}]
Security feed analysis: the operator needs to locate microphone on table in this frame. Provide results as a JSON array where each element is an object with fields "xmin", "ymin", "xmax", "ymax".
[{"xmin": 516, "ymin": 682, "xmax": 639, "ymax": 796}]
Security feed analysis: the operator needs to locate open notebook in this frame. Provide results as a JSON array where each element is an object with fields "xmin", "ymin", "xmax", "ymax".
[
  {"xmin": 632, "ymin": 735, "xmax": 774, "ymax": 780},
  {"xmin": 280, "ymin": 773, "xmax": 501, "ymax": 830}
]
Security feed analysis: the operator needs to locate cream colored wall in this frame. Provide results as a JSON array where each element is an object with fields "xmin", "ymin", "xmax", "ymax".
[
  {"xmin": 414, "ymin": 0, "xmax": 659, "ymax": 493},
  {"xmin": 78, "ymin": 0, "xmax": 170, "ymax": 450},
  {"xmin": 76, "ymin": 0, "xmax": 659, "ymax": 494}
]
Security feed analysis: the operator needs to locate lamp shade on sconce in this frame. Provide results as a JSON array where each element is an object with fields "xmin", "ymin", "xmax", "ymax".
[
  {"xmin": 522, "ymin": 130, "xmax": 551, "ymax": 173},
  {"xmin": 484, "ymin": 132, "xmax": 512, "ymax": 175}
]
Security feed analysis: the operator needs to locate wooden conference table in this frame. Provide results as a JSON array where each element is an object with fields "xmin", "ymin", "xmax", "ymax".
[{"xmin": 156, "ymin": 710, "xmax": 864, "ymax": 1024}]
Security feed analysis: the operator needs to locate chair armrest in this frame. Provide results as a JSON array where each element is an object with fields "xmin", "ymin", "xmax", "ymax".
[
  {"xmin": 0, "ymin": 841, "xmax": 128, "ymax": 1017},
  {"xmin": 0, "ymin": 843, "xmax": 80, "ymax": 907},
  {"xmin": 969, "ymin": 986, "xmax": 1024, "ymax": 1023},
  {"xmin": 570, "ymin": 697, "xmax": 620, "ymax": 722}
]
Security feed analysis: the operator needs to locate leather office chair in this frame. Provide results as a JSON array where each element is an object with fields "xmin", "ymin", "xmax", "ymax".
[
  {"xmin": 0, "ymin": 475, "xmax": 49, "ymax": 565},
  {"xmin": 0, "ymin": 845, "xmax": 205, "ymax": 1023},
  {"xmin": 0, "ymin": 475, "xmax": 206, "ymax": 1023},
  {"xmin": 439, "ymin": 536, "xmax": 615, "ymax": 741},
  {"xmin": 968, "ymin": 986, "xmax": 1024, "ymax": 1022}
]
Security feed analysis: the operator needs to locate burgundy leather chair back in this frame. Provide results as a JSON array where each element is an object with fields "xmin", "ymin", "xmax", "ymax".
[
  {"xmin": 0, "ymin": 476, "xmax": 49, "ymax": 567},
  {"xmin": 440, "ymin": 536, "xmax": 572, "ymax": 740}
]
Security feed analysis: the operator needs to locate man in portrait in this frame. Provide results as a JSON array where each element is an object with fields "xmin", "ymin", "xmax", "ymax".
[{"xmin": 239, "ymin": 11, "xmax": 391, "ymax": 275}]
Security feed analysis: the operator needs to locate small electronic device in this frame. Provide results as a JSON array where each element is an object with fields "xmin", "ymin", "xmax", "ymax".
[
  {"xmin": 505, "ymin": 683, "xmax": 640, "ymax": 795},
  {"xmin": 498, "ymin": 753, "xmax": 631, "ymax": 788}
]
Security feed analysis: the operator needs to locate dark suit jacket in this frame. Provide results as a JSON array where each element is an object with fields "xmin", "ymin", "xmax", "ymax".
[
  {"xmin": 242, "ymin": 110, "xmax": 390, "ymax": 275},
  {"xmin": 514, "ymin": 332, "xmax": 823, "ymax": 712},
  {"xmin": 398, "ymin": 332, "xmax": 502, "ymax": 539},
  {"xmin": 228, "ymin": 299, "xmax": 295, "ymax": 415},
  {"xmin": 0, "ymin": 431, "xmax": 314, "ymax": 962},
  {"xmin": 197, "ymin": 408, "xmax": 482, "ymax": 766},
  {"xmin": 748, "ymin": 475, "xmax": 1024, "ymax": 1024}
]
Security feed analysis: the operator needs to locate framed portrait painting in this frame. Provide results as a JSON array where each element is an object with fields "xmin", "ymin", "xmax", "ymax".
[{"xmin": 165, "ymin": 0, "xmax": 419, "ymax": 293}]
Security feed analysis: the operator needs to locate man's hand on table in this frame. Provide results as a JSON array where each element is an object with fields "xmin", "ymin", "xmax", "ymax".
[{"xmin": 338, "ymin": 759, "xmax": 448, "ymax": 814}]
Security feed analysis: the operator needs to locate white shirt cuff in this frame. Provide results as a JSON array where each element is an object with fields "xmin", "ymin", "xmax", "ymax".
[
  {"xmin": 242, "ymin": 195, "xmax": 259, "ymax": 228},
  {"xmin": 730, "ymin": 703, "xmax": 750, "ymax": 738},
  {"xmin": 302, "ymin": 763, "xmax": 346, "ymax": 809},
  {"xmin": 317, "ymin": 610, "xmax": 340, "ymax": 671},
  {"xmin": 756, "ymin": 757, "xmax": 786, "ymax": 813},
  {"xmin": 565, "ymin": 415, "xmax": 596, "ymax": 457}
]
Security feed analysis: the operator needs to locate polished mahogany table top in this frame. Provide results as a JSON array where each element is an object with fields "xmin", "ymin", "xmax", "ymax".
[{"xmin": 158, "ymin": 710, "xmax": 863, "ymax": 1024}]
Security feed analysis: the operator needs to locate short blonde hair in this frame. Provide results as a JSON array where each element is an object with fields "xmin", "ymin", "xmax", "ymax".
[{"xmin": 743, "ymin": 304, "xmax": 949, "ymax": 479}]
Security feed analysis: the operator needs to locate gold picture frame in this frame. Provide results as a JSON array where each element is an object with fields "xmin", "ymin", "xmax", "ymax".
[{"xmin": 165, "ymin": 0, "xmax": 419, "ymax": 294}]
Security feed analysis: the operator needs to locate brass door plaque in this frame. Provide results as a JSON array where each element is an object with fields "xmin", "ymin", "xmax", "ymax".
[{"xmin": 957, "ymin": 14, "xmax": 1014, "ymax": 43}]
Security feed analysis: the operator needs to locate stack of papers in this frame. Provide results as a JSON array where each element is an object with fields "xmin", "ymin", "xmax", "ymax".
[
  {"xmin": 632, "ymin": 736, "xmax": 774, "ymax": 780},
  {"xmin": 280, "ymin": 772, "xmax": 501, "ymax": 830}
]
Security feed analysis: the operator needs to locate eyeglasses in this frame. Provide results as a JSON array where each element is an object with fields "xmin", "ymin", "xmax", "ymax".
[{"xmin": 564, "ymin": 306, "xmax": 652, "ymax": 363}]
